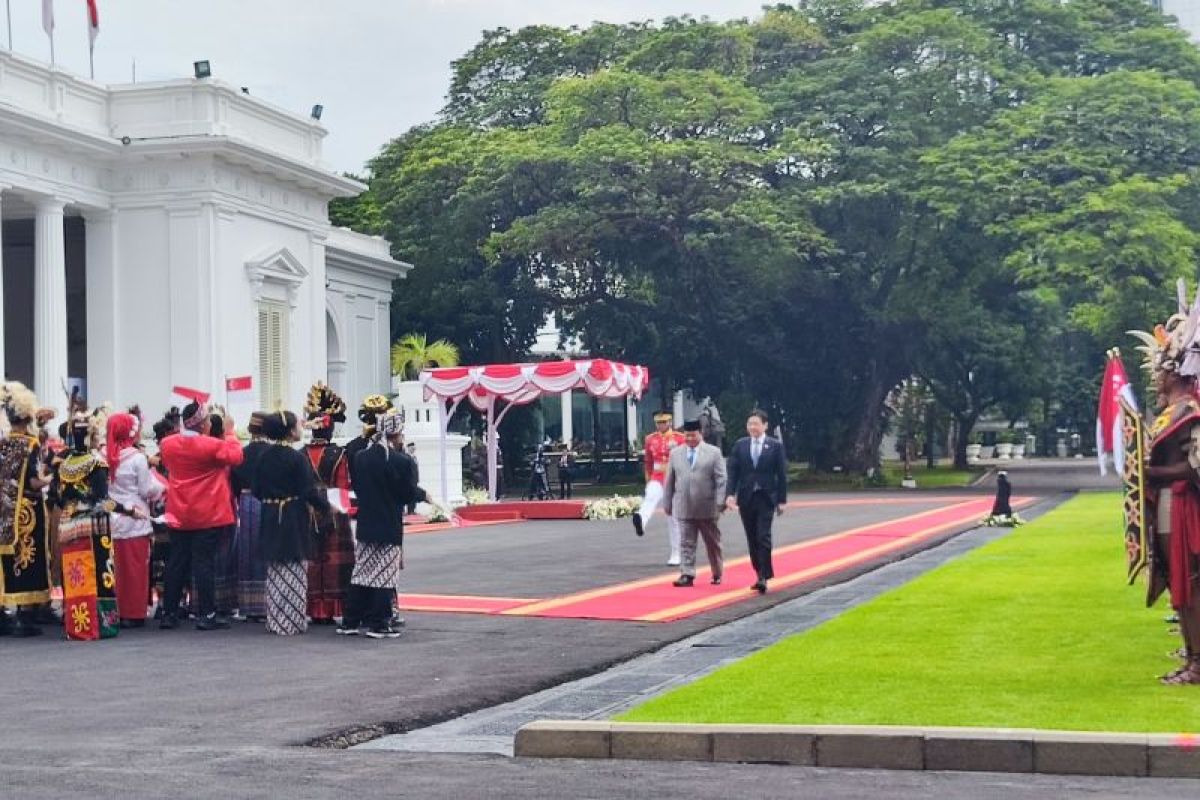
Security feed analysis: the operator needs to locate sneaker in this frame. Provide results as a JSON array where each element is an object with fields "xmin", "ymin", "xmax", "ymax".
[
  {"xmin": 336, "ymin": 624, "xmax": 361, "ymax": 636},
  {"xmin": 365, "ymin": 625, "xmax": 402, "ymax": 639},
  {"xmin": 390, "ymin": 616, "xmax": 406, "ymax": 628},
  {"xmin": 667, "ymin": 556, "xmax": 681, "ymax": 567},
  {"xmin": 632, "ymin": 513, "xmax": 644, "ymax": 537},
  {"xmin": 195, "ymin": 613, "xmax": 231, "ymax": 631}
]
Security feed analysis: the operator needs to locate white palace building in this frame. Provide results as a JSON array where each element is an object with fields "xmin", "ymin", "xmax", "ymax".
[{"xmin": 0, "ymin": 49, "xmax": 407, "ymax": 423}]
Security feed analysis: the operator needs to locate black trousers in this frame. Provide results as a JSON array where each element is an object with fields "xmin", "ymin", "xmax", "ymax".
[
  {"xmin": 344, "ymin": 584, "xmax": 393, "ymax": 629},
  {"xmin": 162, "ymin": 528, "xmax": 220, "ymax": 618},
  {"xmin": 559, "ymin": 470, "xmax": 573, "ymax": 499},
  {"xmin": 738, "ymin": 492, "xmax": 776, "ymax": 582}
]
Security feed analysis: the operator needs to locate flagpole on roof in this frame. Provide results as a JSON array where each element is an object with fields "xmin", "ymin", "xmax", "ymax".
[{"xmin": 6, "ymin": 0, "xmax": 12, "ymax": 51}]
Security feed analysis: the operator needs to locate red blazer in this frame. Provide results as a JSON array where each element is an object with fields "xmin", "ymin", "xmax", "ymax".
[{"xmin": 159, "ymin": 432, "xmax": 244, "ymax": 530}]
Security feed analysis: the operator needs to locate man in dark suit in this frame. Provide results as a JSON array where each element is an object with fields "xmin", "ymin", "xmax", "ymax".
[{"xmin": 725, "ymin": 409, "xmax": 788, "ymax": 593}]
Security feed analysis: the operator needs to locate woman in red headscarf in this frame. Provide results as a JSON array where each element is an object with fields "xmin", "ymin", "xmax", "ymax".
[{"xmin": 106, "ymin": 411, "xmax": 165, "ymax": 626}]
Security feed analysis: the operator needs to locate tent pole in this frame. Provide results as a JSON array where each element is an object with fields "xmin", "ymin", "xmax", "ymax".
[{"xmin": 486, "ymin": 396, "xmax": 498, "ymax": 501}]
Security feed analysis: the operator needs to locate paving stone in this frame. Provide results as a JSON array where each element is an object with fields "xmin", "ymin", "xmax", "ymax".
[
  {"xmin": 815, "ymin": 729, "xmax": 925, "ymax": 770},
  {"xmin": 1148, "ymin": 734, "xmax": 1200, "ymax": 778},
  {"xmin": 924, "ymin": 731, "xmax": 1034, "ymax": 773},
  {"xmin": 1033, "ymin": 732, "xmax": 1148, "ymax": 777},
  {"xmin": 514, "ymin": 721, "xmax": 611, "ymax": 759},
  {"xmin": 711, "ymin": 729, "xmax": 816, "ymax": 765},
  {"xmin": 610, "ymin": 724, "xmax": 713, "ymax": 762}
]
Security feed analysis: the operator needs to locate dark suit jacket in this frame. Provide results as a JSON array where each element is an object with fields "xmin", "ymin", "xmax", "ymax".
[
  {"xmin": 353, "ymin": 443, "xmax": 421, "ymax": 546},
  {"xmin": 726, "ymin": 435, "xmax": 788, "ymax": 507}
]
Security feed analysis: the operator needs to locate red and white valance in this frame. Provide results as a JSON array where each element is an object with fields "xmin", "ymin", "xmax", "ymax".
[{"xmin": 421, "ymin": 359, "xmax": 649, "ymax": 410}]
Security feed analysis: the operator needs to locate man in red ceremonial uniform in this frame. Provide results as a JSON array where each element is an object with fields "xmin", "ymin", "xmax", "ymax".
[
  {"xmin": 1132, "ymin": 282, "xmax": 1200, "ymax": 684},
  {"xmin": 632, "ymin": 410, "xmax": 686, "ymax": 565}
]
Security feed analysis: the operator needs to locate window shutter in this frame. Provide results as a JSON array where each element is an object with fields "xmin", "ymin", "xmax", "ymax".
[{"xmin": 257, "ymin": 302, "xmax": 289, "ymax": 410}]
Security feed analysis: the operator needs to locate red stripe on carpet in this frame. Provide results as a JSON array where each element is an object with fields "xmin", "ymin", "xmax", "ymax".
[{"xmin": 502, "ymin": 497, "xmax": 1032, "ymax": 622}]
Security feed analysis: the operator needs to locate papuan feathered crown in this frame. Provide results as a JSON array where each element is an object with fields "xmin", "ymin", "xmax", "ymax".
[
  {"xmin": 304, "ymin": 381, "xmax": 347, "ymax": 424},
  {"xmin": 1129, "ymin": 279, "xmax": 1200, "ymax": 379}
]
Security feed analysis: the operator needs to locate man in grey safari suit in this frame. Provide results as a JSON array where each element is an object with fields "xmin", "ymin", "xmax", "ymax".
[{"xmin": 663, "ymin": 419, "xmax": 726, "ymax": 587}]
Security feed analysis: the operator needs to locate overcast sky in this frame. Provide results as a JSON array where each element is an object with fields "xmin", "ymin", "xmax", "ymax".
[
  {"xmin": 8, "ymin": 1, "xmax": 1198, "ymax": 175},
  {"xmin": 6, "ymin": 0, "xmax": 767, "ymax": 174}
]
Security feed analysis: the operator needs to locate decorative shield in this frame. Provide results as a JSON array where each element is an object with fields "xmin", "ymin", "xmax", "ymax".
[{"xmin": 1120, "ymin": 398, "xmax": 1148, "ymax": 585}]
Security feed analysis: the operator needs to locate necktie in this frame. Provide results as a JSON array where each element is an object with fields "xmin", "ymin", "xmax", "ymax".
[
  {"xmin": 688, "ymin": 448, "xmax": 696, "ymax": 468},
  {"xmin": 752, "ymin": 439, "xmax": 761, "ymax": 466}
]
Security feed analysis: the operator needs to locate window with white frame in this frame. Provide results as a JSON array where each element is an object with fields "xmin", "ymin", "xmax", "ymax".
[{"xmin": 258, "ymin": 301, "xmax": 289, "ymax": 411}]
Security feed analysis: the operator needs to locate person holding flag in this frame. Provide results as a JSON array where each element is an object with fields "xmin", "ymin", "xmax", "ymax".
[{"xmin": 1128, "ymin": 280, "xmax": 1200, "ymax": 684}]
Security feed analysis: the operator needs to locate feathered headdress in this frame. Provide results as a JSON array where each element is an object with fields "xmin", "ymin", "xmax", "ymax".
[
  {"xmin": 1129, "ymin": 279, "xmax": 1200, "ymax": 378},
  {"xmin": 357, "ymin": 393, "xmax": 393, "ymax": 427},
  {"xmin": 304, "ymin": 381, "xmax": 347, "ymax": 425},
  {"xmin": 1, "ymin": 382, "xmax": 38, "ymax": 424}
]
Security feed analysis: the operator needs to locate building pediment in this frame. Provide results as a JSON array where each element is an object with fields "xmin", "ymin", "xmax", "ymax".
[{"xmin": 246, "ymin": 246, "xmax": 307, "ymax": 306}]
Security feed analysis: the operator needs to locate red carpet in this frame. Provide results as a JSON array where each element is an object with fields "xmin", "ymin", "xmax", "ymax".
[
  {"xmin": 401, "ymin": 496, "xmax": 1034, "ymax": 623},
  {"xmin": 456, "ymin": 500, "xmax": 587, "ymax": 522}
]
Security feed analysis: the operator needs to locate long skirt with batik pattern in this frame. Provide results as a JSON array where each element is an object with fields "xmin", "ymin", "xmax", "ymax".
[
  {"xmin": 0, "ymin": 496, "xmax": 51, "ymax": 606},
  {"xmin": 306, "ymin": 513, "xmax": 353, "ymax": 622},
  {"xmin": 60, "ymin": 514, "xmax": 118, "ymax": 641},
  {"xmin": 266, "ymin": 560, "xmax": 308, "ymax": 636},
  {"xmin": 235, "ymin": 492, "xmax": 266, "ymax": 618}
]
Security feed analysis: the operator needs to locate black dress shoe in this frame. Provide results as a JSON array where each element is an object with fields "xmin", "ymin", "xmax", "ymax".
[
  {"xmin": 632, "ymin": 512, "xmax": 644, "ymax": 537},
  {"xmin": 710, "ymin": 576, "xmax": 722, "ymax": 586},
  {"xmin": 11, "ymin": 621, "xmax": 43, "ymax": 637},
  {"xmin": 120, "ymin": 619, "xmax": 146, "ymax": 629},
  {"xmin": 756, "ymin": 581, "xmax": 768, "ymax": 594},
  {"xmin": 159, "ymin": 615, "xmax": 178, "ymax": 630},
  {"xmin": 672, "ymin": 575, "xmax": 694, "ymax": 587},
  {"xmin": 196, "ymin": 613, "xmax": 231, "ymax": 631}
]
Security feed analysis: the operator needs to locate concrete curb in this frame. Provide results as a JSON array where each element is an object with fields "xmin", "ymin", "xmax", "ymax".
[{"xmin": 513, "ymin": 722, "xmax": 1200, "ymax": 778}]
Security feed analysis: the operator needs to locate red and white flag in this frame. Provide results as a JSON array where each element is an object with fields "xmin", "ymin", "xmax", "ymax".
[
  {"xmin": 1096, "ymin": 352, "xmax": 1137, "ymax": 476},
  {"xmin": 170, "ymin": 385, "xmax": 210, "ymax": 409},
  {"xmin": 41, "ymin": 0, "xmax": 54, "ymax": 36},
  {"xmin": 225, "ymin": 375, "xmax": 253, "ymax": 403},
  {"xmin": 86, "ymin": 0, "xmax": 99, "ymax": 46}
]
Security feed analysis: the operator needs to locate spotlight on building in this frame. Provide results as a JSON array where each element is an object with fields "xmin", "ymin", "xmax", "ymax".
[
  {"xmin": 193, "ymin": 60, "xmax": 211, "ymax": 79},
  {"xmin": 311, "ymin": 104, "xmax": 323, "ymax": 121}
]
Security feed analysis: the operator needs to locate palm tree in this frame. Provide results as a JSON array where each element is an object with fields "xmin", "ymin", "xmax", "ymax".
[{"xmin": 390, "ymin": 333, "xmax": 461, "ymax": 380}]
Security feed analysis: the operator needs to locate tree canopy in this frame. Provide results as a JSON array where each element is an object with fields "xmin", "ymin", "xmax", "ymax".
[{"xmin": 331, "ymin": 0, "xmax": 1200, "ymax": 469}]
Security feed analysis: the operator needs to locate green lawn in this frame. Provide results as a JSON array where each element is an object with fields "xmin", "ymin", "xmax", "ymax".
[
  {"xmin": 788, "ymin": 462, "xmax": 982, "ymax": 491},
  {"xmin": 620, "ymin": 492, "xmax": 1200, "ymax": 733}
]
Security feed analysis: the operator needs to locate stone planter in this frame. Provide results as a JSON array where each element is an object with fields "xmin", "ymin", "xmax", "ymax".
[
  {"xmin": 995, "ymin": 443, "xmax": 1013, "ymax": 460},
  {"xmin": 1011, "ymin": 444, "xmax": 1026, "ymax": 460},
  {"xmin": 966, "ymin": 443, "xmax": 982, "ymax": 463}
]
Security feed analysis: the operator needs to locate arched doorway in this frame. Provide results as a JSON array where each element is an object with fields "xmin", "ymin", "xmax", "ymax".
[{"xmin": 326, "ymin": 309, "xmax": 347, "ymax": 399}]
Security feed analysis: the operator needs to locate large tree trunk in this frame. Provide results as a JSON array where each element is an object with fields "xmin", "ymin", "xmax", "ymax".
[
  {"xmin": 844, "ymin": 360, "xmax": 898, "ymax": 473},
  {"xmin": 953, "ymin": 414, "xmax": 978, "ymax": 470}
]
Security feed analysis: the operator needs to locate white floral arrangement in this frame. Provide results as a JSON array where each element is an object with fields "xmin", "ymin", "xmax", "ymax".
[
  {"xmin": 463, "ymin": 487, "xmax": 490, "ymax": 506},
  {"xmin": 426, "ymin": 506, "xmax": 450, "ymax": 524},
  {"xmin": 584, "ymin": 495, "xmax": 642, "ymax": 521},
  {"xmin": 981, "ymin": 513, "xmax": 1026, "ymax": 527}
]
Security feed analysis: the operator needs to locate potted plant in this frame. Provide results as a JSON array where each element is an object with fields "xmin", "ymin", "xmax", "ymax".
[
  {"xmin": 966, "ymin": 432, "xmax": 983, "ymax": 463},
  {"xmin": 1011, "ymin": 431, "xmax": 1026, "ymax": 460},
  {"xmin": 995, "ymin": 430, "xmax": 1014, "ymax": 460}
]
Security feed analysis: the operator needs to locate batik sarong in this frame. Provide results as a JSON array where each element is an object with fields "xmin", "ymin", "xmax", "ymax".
[
  {"xmin": 266, "ymin": 560, "xmax": 307, "ymax": 636},
  {"xmin": 213, "ymin": 525, "xmax": 237, "ymax": 615},
  {"xmin": 60, "ymin": 514, "xmax": 118, "ymax": 641},
  {"xmin": 306, "ymin": 513, "xmax": 353, "ymax": 621},
  {"xmin": 235, "ymin": 492, "xmax": 266, "ymax": 618},
  {"xmin": 350, "ymin": 541, "xmax": 402, "ymax": 589}
]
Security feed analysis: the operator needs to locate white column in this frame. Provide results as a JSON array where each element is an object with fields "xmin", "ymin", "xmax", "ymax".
[
  {"xmin": 34, "ymin": 197, "xmax": 68, "ymax": 420},
  {"xmin": 561, "ymin": 389, "xmax": 573, "ymax": 444},
  {"xmin": 673, "ymin": 390, "xmax": 685, "ymax": 424},
  {"xmin": 626, "ymin": 395, "xmax": 639, "ymax": 444},
  {"xmin": 0, "ymin": 189, "xmax": 6, "ymax": 381},
  {"xmin": 84, "ymin": 210, "xmax": 117, "ymax": 404}
]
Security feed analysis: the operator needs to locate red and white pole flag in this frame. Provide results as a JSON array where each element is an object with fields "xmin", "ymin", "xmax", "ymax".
[
  {"xmin": 170, "ymin": 385, "xmax": 211, "ymax": 409},
  {"xmin": 85, "ymin": 0, "xmax": 98, "ymax": 78},
  {"xmin": 1096, "ymin": 350, "xmax": 1136, "ymax": 475},
  {"xmin": 225, "ymin": 375, "xmax": 255, "ymax": 431}
]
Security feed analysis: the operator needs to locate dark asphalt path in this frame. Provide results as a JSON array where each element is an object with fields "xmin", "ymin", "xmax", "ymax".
[{"xmin": 6, "ymin": 471, "xmax": 1178, "ymax": 796}]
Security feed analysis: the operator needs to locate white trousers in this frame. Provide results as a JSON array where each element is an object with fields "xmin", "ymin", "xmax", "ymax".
[{"xmin": 639, "ymin": 479, "xmax": 681, "ymax": 557}]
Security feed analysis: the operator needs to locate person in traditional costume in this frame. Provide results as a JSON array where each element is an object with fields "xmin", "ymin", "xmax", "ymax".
[
  {"xmin": 253, "ymin": 410, "xmax": 330, "ymax": 635},
  {"xmin": 342, "ymin": 412, "xmax": 418, "ymax": 639},
  {"xmin": 52, "ymin": 409, "xmax": 131, "ymax": 641},
  {"xmin": 230, "ymin": 411, "xmax": 270, "ymax": 621},
  {"xmin": 105, "ymin": 411, "xmax": 165, "ymax": 628},
  {"xmin": 158, "ymin": 401, "xmax": 243, "ymax": 631},
  {"xmin": 302, "ymin": 382, "xmax": 353, "ymax": 624},
  {"xmin": 632, "ymin": 410, "xmax": 686, "ymax": 565},
  {"xmin": 1131, "ymin": 288, "xmax": 1200, "ymax": 684},
  {"xmin": 204, "ymin": 407, "xmax": 240, "ymax": 618},
  {"xmin": 0, "ymin": 383, "xmax": 53, "ymax": 637},
  {"xmin": 147, "ymin": 409, "xmax": 179, "ymax": 615},
  {"xmin": 345, "ymin": 394, "xmax": 394, "ymax": 489}
]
